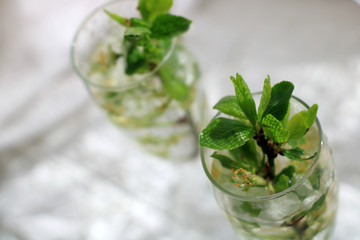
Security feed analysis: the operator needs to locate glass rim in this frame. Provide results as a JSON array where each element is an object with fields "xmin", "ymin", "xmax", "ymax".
[
  {"xmin": 201, "ymin": 93, "xmax": 324, "ymax": 202},
  {"xmin": 70, "ymin": 0, "xmax": 176, "ymax": 91}
]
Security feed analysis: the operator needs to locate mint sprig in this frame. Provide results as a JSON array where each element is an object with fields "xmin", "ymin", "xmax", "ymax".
[
  {"xmin": 199, "ymin": 117, "xmax": 255, "ymax": 150},
  {"xmin": 213, "ymin": 96, "xmax": 247, "ymax": 119},
  {"xmin": 262, "ymin": 114, "xmax": 290, "ymax": 143},
  {"xmin": 151, "ymin": 14, "xmax": 192, "ymax": 39},
  {"xmin": 257, "ymin": 75, "xmax": 271, "ymax": 122},
  {"xmin": 231, "ymin": 74, "xmax": 258, "ymax": 129},
  {"xmin": 104, "ymin": 0, "xmax": 193, "ymax": 103},
  {"xmin": 200, "ymin": 74, "xmax": 319, "ymax": 181},
  {"xmin": 286, "ymin": 104, "xmax": 318, "ymax": 140},
  {"xmin": 261, "ymin": 81, "xmax": 294, "ymax": 122}
]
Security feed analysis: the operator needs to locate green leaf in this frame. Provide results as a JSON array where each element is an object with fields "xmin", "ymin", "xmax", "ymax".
[
  {"xmin": 104, "ymin": 9, "xmax": 129, "ymax": 26},
  {"xmin": 308, "ymin": 168, "xmax": 324, "ymax": 190},
  {"xmin": 262, "ymin": 81, "xmax": 294, "ymax": 122},
  {"xmin": 129, "ymin": 18, "xmax": 149, "ymax": 28},
  {"xmin": 282, "ymin": 147, "xmax": 317, "ymax": 161},
  {"xmin": 159, "ymin": 68, "xmax": 189, "ymax": 102},
  {"xmin": 262, "ymin": 114, "xmax": 290, "ymax": 143},
  {"xmin": 306, "ymin": 104, "xmax": 318, "ymax": 126},
  {"xmin": 158, "ymin": 44, "xmax": 190, "ymax": 102},
  {"xmin": 273, "ymin": 165, "xmax": 295, "ymax": 193},
  {"xmin": 151, "ymin": 14, "xmax": 192, "ymax": 39},
  {"xmin": 286, "ymin": 104, "xmax": 318, "ymax": 140},
  {"xmin": 258, "ymin": 75, "xmax": 271, "ymax": 122},
  {"xmin": 274, "ymin": 174, "xmax": 290, "ymax": 193},
  {"xmin": 228, "ymin": 148, "xmax": 242, "ymax": 163},
  {"xmin": 105, "ymin": 91, "xmax": 118, "ymax": 99},
  {"xmin": 125, "ymin": 45, "xmax": 147, "ymax": 74},
  {"xmin": 139, "ymin": 0, "xmax": 173, "ymax": 23},
  {"xmin": 283, "ymin": 165, "xmax": 296, "ymax": 178},
  {"xmin": 283, "ymin": 147, "xmax": 305, "ymax": 158},
  {"xmin": 213, "ymin": 96, "xmax": 246, "ymax": 119},
  {"xmin": 309, "ymin": 192, "xmax": 327, "ymax": 212},
  {"xmin": 210, "ymin": 152, "xmax": 244, "ymax": 169},
  {"xmin": 238, "ymin": 139, "xmax": 261, "ymax": 168},
  {"xmin": 288, "ymin": 137, "xmax": 306, "ymax": 148},
  {"xmin": 241, "ymin": 202, "xmax": 261, "ymax": 217},
  {"xmin": 227, "ymin": 139, "xmax": 260, "ymax": 170},
  {"xmin": 147, "ymin": 38, "xmax": 172, "ymax": 62},
  {"xmin": 199, "ymin": 117, "xmax": 255, "ymax": 150},
  {"xmin": 124, "ymin": 27, "xmax": 151, "ymax": 45},
  {"xmin": 281, "ymin": 103, "xmax": 291, "ymax": 127},
  {"xmin": 230, "ymin": 74, "xmax": 258, "ymax": 129},
  {"xmin": 274, "ymin": 166, "xmax": 295, "ymax": 184}
]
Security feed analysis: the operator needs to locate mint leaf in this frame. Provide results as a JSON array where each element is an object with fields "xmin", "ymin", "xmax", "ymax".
[
  {"xmin": 228, "ymin": 148, "xmax": 242, "ymax": 162},
  {"xmin": 295, "ymin": 190, "xmax": 328, "ymax": 216},
  {"xmin": 286, "ymin": 104, "xmax": 318, "ymax": 140},
  {"xmin": 230, "ymin": 74, "xmax": 257, "ymax": 129},
  {"xmin": 159, "ymin": 66, "xmax": 189, "ymax": 102},
  {"xmin": 288, "ymin": 137, "xmax": 306, "ymax": 148},
  {"xmin": 124, "ymin": 27, "xmax": 151, "ymax": 45},
  {"xmin": 213, "ymin": 96, "xmax": 246, "ymax": 119},
  {"xmin": 237, "ymin": 139, "xmax": 261, "ymax": 168},
  {"xmin": 274, "ymin": 174, "xmax": 290, "ymax": 192},
  {"xmin": 262, "ymin": 81, "xmax": 294, "ymax": 122},
  {"xmin": 241, "ymin": 202, "xmax": 261, "ymax": 217},
  {"xmin": 211, "ymin": 152, "xmax": 244, "ymax": 169},
  {"xmin": 148, "ymin": 38, "xmax": 172, "ymax": 62},
  {"xmin": 281, "ymin": 103, "xmax": 290, "ymax": 127},
  {"xmin": 274, "ymin": 165, "xmax": 295, "ymax": 193},
  {"xmin": 258, "ymin": 75, "xmax": 271, "ymax": 122},
  {"xmin": 129, "ymin": 18, "xmax": 149, "ymax": 28},
  {"xmin": 309, "ymin": 192, "xmax": 327, "ymax": 212},
  {"xmin": 104, "ymin": 10, "xmax": 129, "ymax": 26},
  {"xmin": 308, "ymin": 168, "xmax": 324, "ymax": 190},
  {"xmin": 199, "ymin": 118, "xmax": 255, "ymax": 150},
  {"xmin": 158, "ymin": 44, "xmax": 190, "ymax": 102},
  {"xmin": 139, "ymin": 0, "xmax": 173, "ymax": 23},
  {"xmin": 278, "ymin": 165, "xmax": 296, "ymax": 178},
  {"xmin": 227, "ymin": 140, "xmax": 260, "ymax": 170},
  {"xmin": 151, "ymin": 14, "xmax": 191, "ymax": 39},
  {"xmin": 126, "ymin": 45, "xmax": 147, "ymax": 74},
  {"xmin": 262, "ymin": 114, "xmax": 290, "ymax": 143},
  {"xmin": 305, "ymin": 104, "xmax": 318, "ymax": 126},
  {"xmin": 282, "ymin": 147, "xmax": 317, "ymax": 161}
]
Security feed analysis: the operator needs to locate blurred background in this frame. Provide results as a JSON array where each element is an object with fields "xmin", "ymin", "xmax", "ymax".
[{"xmin": 1, "ymin": 0, "xmax": 360, "ymax": 239}]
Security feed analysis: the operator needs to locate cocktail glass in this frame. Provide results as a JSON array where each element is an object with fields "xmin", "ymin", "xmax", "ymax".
[
  {"xmin": 201, "ymin": 94, "xmax": 338, "ymax": 239},
  {"xmin": 71, "ymin": 0, "xmax": 206, "ymax": 160}
]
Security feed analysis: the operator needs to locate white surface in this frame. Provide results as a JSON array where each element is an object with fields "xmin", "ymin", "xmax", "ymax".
[{"xmin": 1, "ymin": 0, "xmax": 360, "ymax": 239}]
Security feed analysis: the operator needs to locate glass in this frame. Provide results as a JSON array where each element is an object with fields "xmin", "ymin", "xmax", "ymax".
[
  {"xmin": 71, "ymin": 0, "xmax": 206, "ymax": 160},
  {"xmin": 201, "ymin": 94, "xmax": 338, "ymax": 239}
]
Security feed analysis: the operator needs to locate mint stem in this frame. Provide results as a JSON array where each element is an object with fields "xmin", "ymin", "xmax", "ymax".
[{"xmin": 254, "ymin": 129, "xmax": 277, "ymax": 180}]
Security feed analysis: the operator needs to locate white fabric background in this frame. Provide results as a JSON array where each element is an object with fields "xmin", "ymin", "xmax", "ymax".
[{"xmin": 1, "ymin": 0, "xmax": 360, "ymax": 239}]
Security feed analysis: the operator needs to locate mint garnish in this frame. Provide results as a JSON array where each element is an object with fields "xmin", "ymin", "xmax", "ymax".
[
  {"xmin": 261, "ymin": 81, "xmax": 294, "ymax": 122},
  {"xmin": 104, "ymin": 0, "xmax": 193, "ymax": 103},
  {"xmin": 262, "ymin": 114, "xmax": 290, "ymax": 143},
  {"xmin": 286, "ymin": 104, "xmax": 318, "ymax": 140},
  {"xmin": 200, "ymin": 74, "xmax": 319, "ymax": 186},
  {"xmin": 104, "ymin": 9, "xmax": 129, "ymax": 26},
  {"xmin": 199, "ymin": 117, "xmax": 255, "ymax": 150},
  {"xmin": 213, "ymin": 96, "xmax": 247, "ymax": 119},
  {"xmin": 231, "ymin": 74, "xmax": 258, "ymax": 129},
  {"xmin": 150, "ymin": 14, "xmax": 192, "ymax": 39},
  {"xmin": 138, "ymin": 0, "xmax": 173, "ymax": 24},
  {"xmin": 257, "ymin": 75, "xmax": 271, "ymax": 122}
]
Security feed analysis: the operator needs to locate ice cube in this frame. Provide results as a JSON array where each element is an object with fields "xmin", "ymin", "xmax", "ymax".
[{"xmin": 259, "ymin": 192, "xmax": 301, "ymax": 222}]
